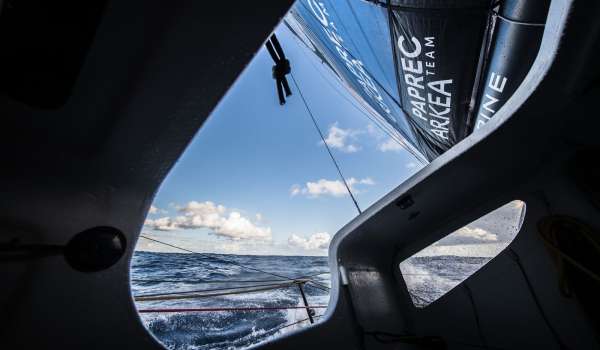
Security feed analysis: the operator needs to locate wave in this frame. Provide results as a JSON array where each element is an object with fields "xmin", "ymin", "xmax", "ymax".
[{"xmin": 131, "ymin": 251, "xmax": 330, "ymax": 350}]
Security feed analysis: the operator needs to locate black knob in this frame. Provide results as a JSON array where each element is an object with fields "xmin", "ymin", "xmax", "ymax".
[{"xmin": 64, "ymin": 226, "xmax": 126, "ymax": 272}]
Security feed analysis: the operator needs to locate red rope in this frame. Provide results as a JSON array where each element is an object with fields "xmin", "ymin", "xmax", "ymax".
[{"xmin": 138, "ymin": 305, "xmax": 327, "ymax": 313}]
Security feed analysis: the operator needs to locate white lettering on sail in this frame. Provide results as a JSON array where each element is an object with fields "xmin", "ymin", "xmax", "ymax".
[
  {"xmin": 489, "ymin": 72, "xmax": 507, "ymax": 93},
  {"xmin": 475, "ymin": 72, "xmax": 509, "ymax": 130},
  {"xmin": 397, "ymin": 36, "xmax": 452, "ymax": 140}
]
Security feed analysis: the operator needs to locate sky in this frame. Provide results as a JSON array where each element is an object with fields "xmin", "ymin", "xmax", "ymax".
[
  {"xmin": 135, "ymin": 22, "xmax": 422, "ymax": 256},
  {"xmin": 135, "ymin": 6, "xmax": 523, "ymax": 257}
]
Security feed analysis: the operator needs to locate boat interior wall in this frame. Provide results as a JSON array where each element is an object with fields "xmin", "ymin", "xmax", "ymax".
[
  {"xmin": 2, "ymin": 0, "xmax": 600, "ymax": 349},
  {"xmin": 0, "ymin": 1, "xmax": 293, "ymax": 349}
]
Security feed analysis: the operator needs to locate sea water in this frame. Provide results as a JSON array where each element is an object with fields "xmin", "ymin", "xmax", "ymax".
[
  {"xmin": 131, "ymin": 252, "xmax": 331, "ymax": 350},
  {"xmin": 131, "ymin": 251, "xmax": 483, "ymax": 349}
]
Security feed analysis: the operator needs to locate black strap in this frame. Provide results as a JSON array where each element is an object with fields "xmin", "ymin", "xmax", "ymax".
[{"xmin": 265, "ymin": 34, "xmax": 292, "ymax": 105}]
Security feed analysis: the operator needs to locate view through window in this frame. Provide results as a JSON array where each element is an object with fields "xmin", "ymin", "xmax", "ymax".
[
  {"xmin": 400, "ymin": 200, "xmax": 526, "ymax": 307},
  {"xmin": 130, "ymin": 0, "xmax": 543, "ymax": 348},
  {"xmin": 131, "ymin": 10, "xmax": 423, "ymax": 350}
]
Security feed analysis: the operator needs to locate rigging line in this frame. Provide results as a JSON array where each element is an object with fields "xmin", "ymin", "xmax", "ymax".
[
  {"xmin": 137, "ymin": 306, "xmax": 328, "ymax": 313},
  {"xmin": 292, "ymin": 34, "xmax": 406, "ymax": 147},
  {"xmin": 296, "ymin": 271, "xmax": 330, "ymax": 279},
  {"xmin": 286, "ymin": 30, "xmax": 427, "ymax": 167},
  {"xmin": 133, "ymin": 273, "xmax": 330, "ymax": 285},
  {"xmin": 134, "ymin": 280, "xmax": 298, "ymax": 298},
  {"xmin": 139, "ymin": 235, "xmax": 330, "ymax": 291},
  {"xmin": 302, "ymin": 56, "xmax": 403, "ymax": 145},
  {"xmin": 302, "ymin": 281, "xmax": 330, "ymax": 293},
  {"xmin": 131, "ymin": 278, "xmax": 300, "ymax": 284},
  {"xmin": 297, "ymin": 0, "xmax": 404, "ymax": 108},
  {"xmin": 345, "ymin": 0, "xmax": 395, "ymax": 90},
  {"xmin": 140, "ymin": 235, "xmax": 290, "ymax": 280},
  {"xmin": 289, "ymin": 73, "xmax": 362, "ymax": 215},
  {"xmin": 285, "ymin": 9, "xmax": 428, "ymax": 166},
  {"xmin": 135, "ymin": 283, "xmax": 298, "ymax": 302}
]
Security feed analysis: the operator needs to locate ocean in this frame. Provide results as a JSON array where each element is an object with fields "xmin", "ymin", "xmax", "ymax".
[
  {"xmin": 131, "ymin": 251, "xmax": 331, "ymax": 350},
  {"xmin": 131, "ymin": 251, "xmax": 487, "ymax": 349}
]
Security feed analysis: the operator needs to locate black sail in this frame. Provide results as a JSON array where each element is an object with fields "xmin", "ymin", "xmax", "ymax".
[
  {"xmin": 388, "ymin": 1, "xmax": 489, "ymax": 159},
  {"xmin": 286, "ymin": 0, "xmax": 547, "ymax": 162}
]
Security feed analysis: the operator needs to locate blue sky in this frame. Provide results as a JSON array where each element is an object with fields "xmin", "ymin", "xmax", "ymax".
[{"xmin": 136, "ymin": 24, "xmax": 422, "ymax": 256}]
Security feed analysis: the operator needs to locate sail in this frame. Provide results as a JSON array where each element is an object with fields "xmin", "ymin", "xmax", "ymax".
[
  {"xmin": 285, "ymin": 0, "xmax": 428, "ymax": 163},
  {"xmin": 388, "ymin": 1, "xmax": 489, "ymax": 158},
  {"xmin": 285, "ymin": 0, "xmax": 548, "ymax": 162}
]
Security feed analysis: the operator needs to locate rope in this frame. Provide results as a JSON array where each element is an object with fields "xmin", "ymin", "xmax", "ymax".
[
  {"xmin": 134, "ymin": 283, "xmax": 304, "ymax": 301},
  {"xmin": 135, "ymin": 281, "xmax": 300, "ymax": 299},
  {"xmin": 135, "ymin": 283, "xmax": 297, "ymax": 302},
  {"xmin": 131, "ymin": 278, "xmax": 295, "ymax": 284},
  {"xmin": 137, "ymin": 305, "xmax": 327, "ymax": 313},
  {"xmin": 138, "ymin": 235, "xmax": 330, "ymax": 291},
  {"xmin": 538, "ymin": 216, "xmax": 600, "ymax": 282},
  {"xmin": 131, "ymin": 272, "xmax": 329, "ymax": 285},
  {"xmin": 507, "ymin": 248, "xmax": 568, "ymax": 349},
  {"xmin": 289, "ymin": 33, "xmax": 416, "ymax": 163},
  {"xmin": 289, "ymin": 73, "xmax": 362, "ymax": 215},
  {"xmin": 266, "ymin": 34, "xmax": 292, "ymax": 105}
]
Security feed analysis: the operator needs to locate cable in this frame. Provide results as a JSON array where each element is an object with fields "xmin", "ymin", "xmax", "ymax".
[
  {"xmin": 283, "ymin": 10, "xmax": 429, "ymax": 165},
  {"xmin": 289, "ymin": 73, "xmax": 362, "ymax": 215},
  {"xmin": 296, "ymin": 271, "xmax": 330, "ymax": 279},
  {"xmin": 508, "ymin": 248, "xmax": 568, "ymax": 349},
  {"xmin": 135, "ymin": 283, "xmax": 297, "ymax": 302},
  {"xmin": 139, "ymin": 235, "xmax": 330, "ymax": 291},
  {"xmin": 538, "ymin": 217, "xmax": 600, "ymax": 282},
  {"xmin": 345, "ymin": 0, "xmax": 394, "ymax": 91},
  {"xmin": 291, "ymin": 35, "xmax": 411, "ymax": 153},
  {"xmin": 132, "ymin": 273, "xmax": 329, "ymax": 285},
  {"xmin": 134, "ymin": 281, "xmax": 297, "ymax": 299},
  {"xmin": 464, "ymin": 282, "xmax": 488, "ymax": 348},
  {"xmin": 130, "ymin": 278, "xmax": 295, "ymax": 284},
  {"xmin": 136, "ymin": 306, "xmax": 327, "ymax": 313}
]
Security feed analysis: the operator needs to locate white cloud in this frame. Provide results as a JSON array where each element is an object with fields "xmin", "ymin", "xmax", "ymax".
[
  {"xmin": 290, "ymin": 177, "xmax": 375, "ymax": 198},
  {"xmin": 433, "ymin": 226, "xmax": 499, "ymax": 247},
  {"xmin": 406, "ymin": 162, "xmax": 418, "ymax": 169},
  {"xmin": 288, "ymin": 232, "xmax": 331, "ymax": 250},
  {"xmin": 143, "ymin": 201, "xmax": 271, "ymax": 241},
  {"xmin": 290, "ymin": 184, "xmax": 301, "ymax": 197},
  {"xmin": 412, "ymin": 242, "xmax": 508, "ymax": 258},
  {"xmin": 148, "ymin": 205, "xmax": 168, "ymax": 215},
  {"xmin": 323, "ymin": 123, "xmax": 361, "ymax": 153},
  {"xmin": 144, "ymin": 217, "xmax": 178, "ymax": 231},
  {"xmin": 454, "ymin": 226, "xmax": 498, "ymax": 242},
  {"xmin": 378, "ymin": 138, "xmax": 403, "ymax": 152}
]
